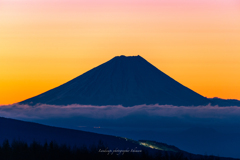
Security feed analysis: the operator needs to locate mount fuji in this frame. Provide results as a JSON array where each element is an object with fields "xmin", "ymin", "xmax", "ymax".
[{"xmin": 20, "ymin": 55, "xmax": 210, "ymax": 106}]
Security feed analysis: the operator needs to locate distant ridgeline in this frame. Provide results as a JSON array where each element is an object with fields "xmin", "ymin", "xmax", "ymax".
[
  {"xmin": 20, "ymin": 55, "xmax": 240, "ymax": 107},
  {"xmin": 208, "ymin": 97, "xmax": 240, "ymax": 107}
]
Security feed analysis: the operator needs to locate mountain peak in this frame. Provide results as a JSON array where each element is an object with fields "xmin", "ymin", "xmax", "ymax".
[
  {"xmin": 113, "ymin": 55, "xmax": 142, "ymax": 59},
  {"xmin": 117, "ymin": 55, "xmax": 140, "ymax": 57},
  {"xmin": 20, "ymin": 55, "xmax": 210, "ymax": 106}
]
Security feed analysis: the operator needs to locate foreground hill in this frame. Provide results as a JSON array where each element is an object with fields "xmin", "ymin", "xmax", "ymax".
[
  {"xmin": 0, "ymin": 117, "xmax": 148, "ymax": 151},
  {"xmin": 0, "ymin": 117, "xmax": 237, "ymax": 160}
]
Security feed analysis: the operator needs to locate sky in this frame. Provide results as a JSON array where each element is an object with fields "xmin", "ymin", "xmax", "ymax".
[{"xmin": 0, "ymin": 0, "xmax": 240, "ymax": 105}]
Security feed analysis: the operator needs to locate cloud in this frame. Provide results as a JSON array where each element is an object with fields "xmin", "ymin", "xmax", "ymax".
[
  {"xmin": 1, "ymin": 103, "xmax": 240, "ymax": 133},
  {"xmin": 1, "ymin": 103, "xmax": 240, "ymax": 120}
]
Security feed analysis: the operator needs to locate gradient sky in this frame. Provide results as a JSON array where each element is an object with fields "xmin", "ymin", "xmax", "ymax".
[{"xmin": 0, "ymin": 0, "xmax": 240, "ymax": 105}]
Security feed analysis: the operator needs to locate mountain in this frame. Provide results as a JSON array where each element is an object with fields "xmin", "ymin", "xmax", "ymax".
[
  {"xmin": 209, "ymin": 97, "xmax": 240, "ymax": 106},
  {"xmin": 0, "ymin": 117, "xmax": 236, "ymax": 160},
  {"xmin": 20, "ymin": 55, "xmax": 210, "ymax": 106}
]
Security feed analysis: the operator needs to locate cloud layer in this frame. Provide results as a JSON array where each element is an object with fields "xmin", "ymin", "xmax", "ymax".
[{"xmin": 1, "ymin": 103, "xmax": 240, "ymax": 121}]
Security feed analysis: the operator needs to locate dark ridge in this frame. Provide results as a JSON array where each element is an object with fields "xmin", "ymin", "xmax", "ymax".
[
  {"xmin": 0, "ymin": 117, "xmax": 236, "ymax": 160},
  {"xmin": 209, "ymin": 97, "xmax": 240, "ymax": 106},
  {"xmin": 20, "ymin": 55, "xmax": 210, "ymax": 107},
  {"xmin": 0, "ymin": 117, "xmax": 150, "ymax": 151}
]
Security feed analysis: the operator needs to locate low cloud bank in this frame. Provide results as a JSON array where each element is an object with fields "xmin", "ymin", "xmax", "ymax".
[{"xmin": 0, "ymin": 103, "xmax": 240, "ymax": 120}]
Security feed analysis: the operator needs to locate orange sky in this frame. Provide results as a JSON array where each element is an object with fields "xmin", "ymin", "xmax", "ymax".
[{"xmin": 0, "ymin": 0, "xmax": 240, "ymax": 105}]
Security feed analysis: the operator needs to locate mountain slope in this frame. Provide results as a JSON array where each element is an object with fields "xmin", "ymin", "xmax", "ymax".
[
  {"xmin": 20, "ymin": 55, "xmax": 210, "ymax": 106},
  {"xmin": 0, "ymin": 117, "xmax": 149, "ymax": 151}
]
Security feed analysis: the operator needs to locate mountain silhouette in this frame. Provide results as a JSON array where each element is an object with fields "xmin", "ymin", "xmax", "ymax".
[
  {"xmin": 20, "ymin": 55, "xmax": 210, "ymax": 106},
  {"xmin": 209, "ymin": 97, "xmax": 240, "ymax": 106}
]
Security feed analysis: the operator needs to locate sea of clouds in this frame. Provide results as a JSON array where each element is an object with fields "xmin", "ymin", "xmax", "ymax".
[
  {"xmin": 0, "ymin": 103, "xmax": 240, "ymax": 118},
  {"xmin": 1, "ymin": 103, "xmax": 240, "ymax": 128}
]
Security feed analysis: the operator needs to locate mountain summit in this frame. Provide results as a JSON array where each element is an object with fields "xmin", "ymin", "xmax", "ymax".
[{"xmin": 20, "ymin": 55, "xmax": 210, "ymax": 106}]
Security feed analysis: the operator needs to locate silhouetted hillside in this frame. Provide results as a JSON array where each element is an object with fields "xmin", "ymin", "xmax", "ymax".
[
  {"xmin": 0, "ymin": 117, "xmax": 148, "ymax": 151},
  {"xmin": 0, "ymin": 139, "xmax": 229, "ymax": 160},
  {"xmin": 0, "ymin": 117, "xmax": 237, "ymax": 160}
]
